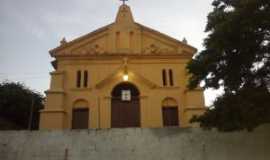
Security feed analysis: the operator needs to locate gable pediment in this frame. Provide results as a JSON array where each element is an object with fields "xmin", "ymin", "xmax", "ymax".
[
  {"xmin": 50, "ymin": 5, "xmax": 197, "ymax": 58},
  {"xmin": 69, "ymin": 33, "xmax": 107, "ymax": 56},
  {"xmin": 50, "ymin": 24, "xmax": 111, "ymax": 57},
  {"xmin": 141, "ymin": 28, "xmax": 179, "ymax": 55},
  {"xmin": 95, "ymin": 64, "xmax": 159, "ymax": 89},
  {"xmin": 139, "ymin": 23, "xmax": 197, "ymax": 55}
]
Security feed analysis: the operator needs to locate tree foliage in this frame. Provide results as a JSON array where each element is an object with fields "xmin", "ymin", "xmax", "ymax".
[
  {"xmin": 0, "ymin": 81, "xmax": 44, "ymax": 130},
  {"xmin": 188, "ymin": 0, "xmax": 270, "ymax": 131}
]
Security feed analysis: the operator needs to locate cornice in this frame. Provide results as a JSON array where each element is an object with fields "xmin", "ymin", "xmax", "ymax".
[
  {"xmin": 70, "ymin": 87, "xmax": 93, "ymax": 92},
  {"xmin": 45, "ymin": 90, "xmax": 65, "ymax": 94},
  {"xmin": 54, "ymin": 53, "xmax": 193, "ymax": 60},
  {"xmin": 50, "ymin": 71, "xmax": 65, "ymax": 75},
  {"xmin": 184, "ymin": 107, "xmax": 207, "ymax": 112},
  {"xmin": 184, "ymin": 88, "xmax": 204, "ymax": 93},
  {"xmin": 40, "ymin": 109, "xmax": 67, "ymax": 114},
  {"xmin": 155, "ymin": 86, "xmax": 181, "ymax": 90}
]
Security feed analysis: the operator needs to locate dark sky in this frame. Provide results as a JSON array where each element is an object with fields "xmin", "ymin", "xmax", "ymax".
[{"xmin": 0, "ymin": 0, "xmax": 219, "ymax": 105}]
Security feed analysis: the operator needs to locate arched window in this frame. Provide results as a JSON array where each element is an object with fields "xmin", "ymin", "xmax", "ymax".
[
  {"xmin": 84, "ymin": 71, "xmax": 88, "ymax": 88},
  {"xmin": 162, "ymin": 98, "xmax": 179, "ymax": 127},
  {"xmin": 72, "ymin": 100, "xmax": 89, "ymax": 129},
  {"xmin": 169, "ymin": 69, "xmax": 174, "ymax": 86},
  {"xmin": 76, "ymin": 70, "xmax": 81, "ymax": 88},
  {"xmin": 162, "ymin": 69, "xmax": 167, "ymax": 86}
]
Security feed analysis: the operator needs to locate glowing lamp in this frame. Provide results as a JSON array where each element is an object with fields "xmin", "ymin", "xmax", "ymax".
[{"xmin": 123, "ymin": 74, "xmax": 129, "ymax": 81}]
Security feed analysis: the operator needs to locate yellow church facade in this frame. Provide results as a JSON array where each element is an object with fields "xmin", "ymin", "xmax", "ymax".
[{"xmin": 39, "ymin": 4, "xmax": 205, "ymax": 130}]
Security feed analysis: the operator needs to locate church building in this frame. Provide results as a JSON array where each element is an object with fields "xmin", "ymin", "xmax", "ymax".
[{"xmin": 39, "ymin": 3, "xmax": 205, "ymax": 130}]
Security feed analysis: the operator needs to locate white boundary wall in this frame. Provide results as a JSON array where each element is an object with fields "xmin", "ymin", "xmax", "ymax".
[{"xmin": 0, "ymin": 126, "xmax": 270, "ymax": 160}]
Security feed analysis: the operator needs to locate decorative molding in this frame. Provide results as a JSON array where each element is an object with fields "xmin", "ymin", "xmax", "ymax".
[
  {"xmin": 45, "ymin": 90, "xmax": 65, "ymax": 94},
  {"xmin": 50, "ymin": 71, "xmax": 65, "ymax": 75},
  {"xmin": 142, "ymin": 43, "xmax": 176, "ymax": 55},
  {"xmin": 40, "ymin": 109, "xmax": 67, "ymax": 114},
  {"xmin": 155, "ymin": 86, "xmax": 181, "ymax": 90},
  {"xmin": 49, "ymin": 24, "xmax": 113, "ymax": 56},
  {"xmin": 70, "ymin": 87, "xmax": 93, "ymax": 92},
  {"xmin": 60, "ymin": 37, "xmax": 67, "ymax": 45},
  {"xmin": 56, "ymin": 54, "xmax": 193, "ymax": 62},
  {"xmin": 137, "ymin": 23, "xmax": 197, "ymax": 52},
  {"xmin": 95, "ymin": 64, "xmax": 160, "ymax": 89},
  {"xmin": 50, "ymin": 22, "xmax": 196, "ymax": 58},
  {"xmin": 184, "ymin": 88, "xmax": 204, "ymax": 93},
  {"xmin": 95, "ymin": 65, "xmax": 123, "ymax": 89},
  {"xmin": 184, "ymin": 107, "xmax": 206, "ymax": 112}
]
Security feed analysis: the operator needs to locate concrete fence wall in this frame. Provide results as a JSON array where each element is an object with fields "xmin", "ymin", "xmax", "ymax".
[{"xmin": 0, "ymin": 126, "xmax": 270, "ymax": 160}]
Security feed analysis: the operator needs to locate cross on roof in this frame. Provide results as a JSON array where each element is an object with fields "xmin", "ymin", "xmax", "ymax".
[{"xmin": 120, "ymin": 0, "xmax": 128, "ymax": 5}]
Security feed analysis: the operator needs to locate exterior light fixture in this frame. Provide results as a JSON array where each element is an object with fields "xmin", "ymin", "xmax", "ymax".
[{"xmin": 123, "ymin": 73, "xmax": 129, "ymax": 81}]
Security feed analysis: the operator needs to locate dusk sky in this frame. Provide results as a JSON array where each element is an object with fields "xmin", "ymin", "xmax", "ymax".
[{"xmin": 0, "ymin": 0, "xmax": 221, "ymax": 106}]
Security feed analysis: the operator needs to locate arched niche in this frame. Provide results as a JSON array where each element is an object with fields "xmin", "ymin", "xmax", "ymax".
[
  {"xmin": 162, "ymin": 97, "xmax": 178, "ymax": 107},
  {"xmin": 73, "ymin": 99, "xmax": 88, "ymax": 109}
]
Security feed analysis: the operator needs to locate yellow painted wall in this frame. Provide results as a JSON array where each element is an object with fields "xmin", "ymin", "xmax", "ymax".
[{"xmin": 39, "ymin": 4, "xmax": 205, "ymax": 130}]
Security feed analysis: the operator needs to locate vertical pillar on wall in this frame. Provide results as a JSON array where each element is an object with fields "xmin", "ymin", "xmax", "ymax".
[
  {"xmin": 39, "ymin": 71, "xmax": 66, "ymax": 130},
  {"xmin": 99, "ymin": 96, "xmax": 111, "ymax": 129},
  {"xmin": 92, "ymin": 96, "xmax": 102, "ymax": 129},
  {"xmin": 140, "ymin": 96, "xmax": 148, "ymax": 128},
  {"xmin": 183, "ymin": 89, "xmax": 206, "ymax": 128},
  {"xmin": 180, "ymin": 91, "xmax": 188, "ymax": 128},
  {"xmin": 97, "ymin": 96, "xmax": 101, "ymax": 129}
]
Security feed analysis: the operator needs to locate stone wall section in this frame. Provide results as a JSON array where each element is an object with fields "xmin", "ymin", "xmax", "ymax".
[{"xmin": 0, "ymin": 126, "xmax": 270, "ymax": 160}]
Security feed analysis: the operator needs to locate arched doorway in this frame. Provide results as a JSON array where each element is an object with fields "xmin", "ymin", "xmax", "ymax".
[
  {"xmin": 72, "ymin": 100, "xmax": 89, "ymax": 129},
  {"xmin": 162, "ymin": 98, "xmax": 179, "ymax": 127},
  {"xmin": 111, "ymin": 82, "xmax": 140, "ymax": 128}
]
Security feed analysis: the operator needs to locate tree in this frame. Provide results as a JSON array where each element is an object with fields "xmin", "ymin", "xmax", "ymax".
[
  {"xmin": 187, "ymin": 0, "xmax": 270, "ymax": 131},
  {"xmin": 0, "ymin": 81, "xmax": 44, "ymax": 130}
]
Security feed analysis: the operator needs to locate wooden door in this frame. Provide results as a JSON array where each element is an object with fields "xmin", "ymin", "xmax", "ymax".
[
  {"xmin": 111, "ymin": 83, "xmax": 140, "ymax": 128},
  {"xmin": 111, "ymin": 98, "xmax": 140, "ymax": 128},
  {"xmin": 72, "ymin": 108, "xmax": 89, "ymax": 129},
  {"xmin": 162, "ymin": 107, "xmax": 179, "ymax": 127}
]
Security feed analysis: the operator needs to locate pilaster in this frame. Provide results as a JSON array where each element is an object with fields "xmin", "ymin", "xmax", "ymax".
[{"xmin": 39, "ymin": 71, "xmax": 66, "ymax": 130}]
